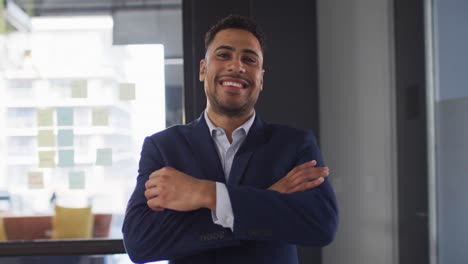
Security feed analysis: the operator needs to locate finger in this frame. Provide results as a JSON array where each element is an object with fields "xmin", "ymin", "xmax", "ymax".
[
  {"xmin": 284, "ymin": 160, "xmax": 318, "ymax": 185},
  {"xmin": 147, "ymin": 197, "xmax": 162, "ymax": 210},
  {"xmin": 288, "ymin": 177, "xmax": 324, "ymax": 193},
  {"xmin": 288, "ymin": 160, "xmax": 316, "ymax": 175},
  {"xmin": 303, "ymin": 177, "xmax": 325, "ymax": 191},
  {"xmin": 144, "ymin": 187, "xmax": 158, "ymax": 200},
  {"xmin": 305, "ymin": 167, "xmax": 329, "ymax": 179},
  {"xmin": 300, "ymin": 168, "xmax": 329, "ymax": 186},
  {"xmin": 273, "ymin": 161, "xmax": 323, "ymax": 193},
  {"xmin": 148, "ymin": 199, "xmax": 165, "ymax": 211},
  {"xmin": 145, "ymin": 178, "xmax": 157, "ymax": 189},
  {"xmin": 305, "ymin": 166, "xmax": 329, "ymax": 177},
  {"xmin": 321, "ymin": 166, "xmax": 330, "ymax": 176},
  {"xmin": 288, "ymin": 167, "xmax": 328, "ymax": 188}
]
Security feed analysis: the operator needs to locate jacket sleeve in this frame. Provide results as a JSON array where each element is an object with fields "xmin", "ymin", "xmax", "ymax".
[
  {"xmin": 122, "ymin": 137, "xmax": 239, "ymax": 263},
  {"xmin": 227, "ymin": 131, "xmax": 339, "ymax": 246}
]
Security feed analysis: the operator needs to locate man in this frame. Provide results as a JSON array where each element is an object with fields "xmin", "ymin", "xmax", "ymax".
[{"xmin": 122, "ymin": 15, "xmax": 338, "ymax": 264}]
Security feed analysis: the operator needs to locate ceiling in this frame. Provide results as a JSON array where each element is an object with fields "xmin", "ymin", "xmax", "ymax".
[
  {"xmin": 6, "ymin": 0, "xmax": 184, "ymax": 87},
  {"xmin": 14, "ymin": 0, "xmax": 181, "ymax": 16}
]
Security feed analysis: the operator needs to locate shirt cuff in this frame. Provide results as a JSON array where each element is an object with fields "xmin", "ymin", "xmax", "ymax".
[{"xmin": 211, "ymin": 182, "xmax": 234, "ymax": 231}]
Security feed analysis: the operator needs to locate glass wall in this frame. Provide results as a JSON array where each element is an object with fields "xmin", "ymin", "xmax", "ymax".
[
  {"xmin": 429, "ymin": 0, "xmax": 468, "ymax": 263},
  {"xmin": 0, "ymin": 1, "xmax": 182, "ymax": 263}
]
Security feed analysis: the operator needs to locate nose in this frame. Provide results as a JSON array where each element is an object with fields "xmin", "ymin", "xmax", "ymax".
[{"xmin": 227, "ymin": 57, "xmax": 246, "ymax": 73}]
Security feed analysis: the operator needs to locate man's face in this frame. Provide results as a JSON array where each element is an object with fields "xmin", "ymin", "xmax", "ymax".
[{"xmin": 199, "ymin": 28, "xmax": 264, "ymax": 117}]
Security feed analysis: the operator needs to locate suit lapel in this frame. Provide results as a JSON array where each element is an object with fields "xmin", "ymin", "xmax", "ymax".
[
  {"xmin": 228, "ymin": 116, "xmax": 268, "ymax": 186},
  {"xmin": 182, "ymin": 114, "xmax": 226, "ymax": 183}
]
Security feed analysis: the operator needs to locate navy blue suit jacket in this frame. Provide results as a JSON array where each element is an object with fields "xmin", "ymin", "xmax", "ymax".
[{"xmin": 122, "ymin": 114, "xmax": 338, "ymax": 264}]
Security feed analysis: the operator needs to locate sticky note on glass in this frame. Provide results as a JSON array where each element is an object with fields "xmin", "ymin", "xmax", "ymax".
[
  {"xmin": 57, "ymin": 129, "xmax": 74, "ymax": 147},
  {"xmin": 39, "ymin": 151, "xmax": 56, "ymax": 168},
  {"xmin": 68, "ymin": 171, "xmax": 85, "ymax": 189},
  {"xmin": 58, "ymin": 149, "xmax": 74, "ymax": 167},
  {"xmin": 96, "ymin": 148, "xmax": 112, "ymax": 166},
  {"xmin": 37, "ymin": 130, "xmax": 55, "ymax": 147},
  {"xmin": 37, "ymin": 108, "xmax": 54, "ymax": 127},
  {"xmin": 57, "ymin": 107, "xmax": 74, "ymax": 126},
  {"xmin": 28, "ymin": 172, "xmax": 44, "ymax": 189},
  {"xmin": 71, "ymin": 80, "xmax": 88, "ymax": 98},
  {"xmin": 92, "ymin": 108, "xmax": 109, "ymax": 126},
  {"xmin": 119, "ymin": 82, "xmax": 136, "ymax": 101}
]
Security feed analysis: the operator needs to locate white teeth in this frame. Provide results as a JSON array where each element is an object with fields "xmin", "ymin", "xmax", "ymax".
[{"xmin": 222, "ymin": 81, "xmax": 243, "ymax": 88}]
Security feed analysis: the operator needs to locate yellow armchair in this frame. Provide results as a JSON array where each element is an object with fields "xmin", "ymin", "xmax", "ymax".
[
  {"xmin": 0, "ymin": 218, "xmax": 7, "ymax": 241},
  {"xmin": 52, "ymin": 205, "xmax": 93, "ymax": 239}
]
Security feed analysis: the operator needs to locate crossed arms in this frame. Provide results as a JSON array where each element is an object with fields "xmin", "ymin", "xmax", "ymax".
[
  {"xmin": 144, "ymin": 160, "xmax": 328, "ymax": 212},
  {"xmin": 122, "ymin": 132, "xmax": 338, "ymax": 262}
]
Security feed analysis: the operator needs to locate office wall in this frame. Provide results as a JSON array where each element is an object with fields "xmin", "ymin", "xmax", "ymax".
[{"xmin": 317, "ymin": 1, "xmax": 399, "ymax": 263}]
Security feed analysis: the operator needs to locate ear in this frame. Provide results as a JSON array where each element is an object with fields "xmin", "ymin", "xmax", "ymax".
[
  {"xmin": 199, "ymin": 59, "xmax": 206, "ymax": 81},
  {"xmin": 260, "ymin": 69, "xmax": 265, "ymax": 91}
]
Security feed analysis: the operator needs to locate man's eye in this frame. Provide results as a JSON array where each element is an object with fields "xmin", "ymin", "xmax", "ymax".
[
  {"xmin": 242, "ymin": 57, "xmax": 256, "ymax": 64},
  {"xmin": 217, "ymin": 53, "xmax": 229, "ymax": 59}
]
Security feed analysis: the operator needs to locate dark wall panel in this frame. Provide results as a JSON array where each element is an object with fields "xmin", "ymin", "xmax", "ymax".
[
  {"xmin": 250, "ymin": 1, "xmax": 320, "ymax": 262},
  {"xmin": 183, "ymin": 0, "xmax": 319, "ymax": 133},
  {"xmin": 394, "ymin": 0, "xmax": 429, "ymax": 263},
  {"xmin": 251, "ymin": 0, "xmax": 319, "ymax": 134},
  {"xmin": 182, "ymin": 0, "xmax": 321, "ymax": 263}
]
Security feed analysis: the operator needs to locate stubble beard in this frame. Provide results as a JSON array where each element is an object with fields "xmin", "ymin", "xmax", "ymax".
[{"xmin": 207, "ymin": 86, "xmax": 255, "ymax": 118}]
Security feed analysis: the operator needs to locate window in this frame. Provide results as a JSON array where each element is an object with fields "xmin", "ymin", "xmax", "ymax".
[{"xmin": 0, "ymin": 2, "xmax": 182, "ymax": 263}]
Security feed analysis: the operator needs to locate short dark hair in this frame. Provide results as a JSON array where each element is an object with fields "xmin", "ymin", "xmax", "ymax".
[{"xmin": 204, "ymin": 14, "xmax": 265, "ymax": 53}]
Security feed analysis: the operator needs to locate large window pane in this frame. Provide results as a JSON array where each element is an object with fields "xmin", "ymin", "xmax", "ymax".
[
  {"xmin": 0, "ymin": 15, "xmax": 165, "ymax": 239},
  {"xmin": 1, "ymin": 5, "xmax": 181, "ymax": 264},
  {"xmin": 430, "ymin": 0, "xmax": 468, "ymax": 263}
]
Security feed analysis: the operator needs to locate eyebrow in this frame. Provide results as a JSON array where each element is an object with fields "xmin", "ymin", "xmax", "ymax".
[{"xmin": 214, "ymin": 45, "xmax": 260, "ymax": 58}]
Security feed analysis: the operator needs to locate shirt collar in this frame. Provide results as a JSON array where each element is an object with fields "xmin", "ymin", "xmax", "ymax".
[{"xmin": 204, "ymin": 110, "xmax": 256, "ymax": 136}]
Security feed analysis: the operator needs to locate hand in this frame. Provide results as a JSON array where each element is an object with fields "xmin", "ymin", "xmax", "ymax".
[
  {"xmin": 268, "ymin": 160, "xmax": 329, "ymax": 194},
  {"xmin": 144, "ymin": 167, "xmax": 216, "ymax": 212}
]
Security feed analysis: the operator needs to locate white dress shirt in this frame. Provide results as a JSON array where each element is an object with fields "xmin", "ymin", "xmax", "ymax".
[{"xmin": 204, "ymin": 111, "xmax": 255, "ymax": 231}]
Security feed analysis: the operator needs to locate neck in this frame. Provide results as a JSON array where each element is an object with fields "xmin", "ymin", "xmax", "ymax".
[{"xmin": 205, "ymin": 107, "xmax": 253, "ymax": 137}]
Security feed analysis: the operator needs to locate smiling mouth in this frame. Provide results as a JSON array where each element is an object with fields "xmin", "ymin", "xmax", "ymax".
[
  {"xmin": 221, "ymin": 81, "xmax": 244, "ymax": 88},
  {"xmin": 218, "ymin": 78, "xmax": 249, "ymax": 89}
]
